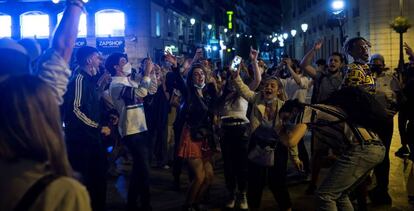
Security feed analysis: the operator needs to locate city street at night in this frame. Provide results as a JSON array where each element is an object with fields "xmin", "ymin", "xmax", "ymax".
[
  {"xmin": 1, "ymin": 0, "xmax": 414, "ymax": 211},
  {"xmin": 105, "ymin": 116, "xmax": 414, "ymax": 211}
]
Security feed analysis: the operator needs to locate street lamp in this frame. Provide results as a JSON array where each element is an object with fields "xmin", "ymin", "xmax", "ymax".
[
  {"xmin": 301, "ymin": 23, "xmax": 308, "ymax": 33},
  {"xmin": 291, "ymin": 29, "xmax": 297, "ymax": 58},
  {"xmin": 190, "ymin": 18, "xmax": 195, "ymax": 26},
  {"xmin": 290, "ymin": 29, "xmax": 297, "ymax": 37},
  {"xmin": 236, "ymin": 33, "xmax": 240, "ymax": 38},
  {"xmin": 283, "ymin": 33, "xmax": 288, "ymax": 40},
  {"xmin": 301, "ymin": 23, "xmax": 308, "ymax": 55},
  {"xmin": 331, "ymin": 0, "xmax": 345, "ymax": 14},
  {"xmin": 224, "ymin": 28, "xmax": 228, "ymax": 33},
  {"xmin": 207, "ymin": 24, "xmax": 212, "ymax": 30},
  {"xmin": 328, "ymin": 0, "xmax": 347, "ymax": 47}
]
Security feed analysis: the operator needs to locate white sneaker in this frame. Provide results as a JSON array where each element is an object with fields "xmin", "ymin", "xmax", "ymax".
[
  {"xmin": 225, "ymin": 199, "xmax": 235, "ymax": 208},
  {"xmin": 238, "ymin": 193, "xmax": 248, "ymax": 210}
]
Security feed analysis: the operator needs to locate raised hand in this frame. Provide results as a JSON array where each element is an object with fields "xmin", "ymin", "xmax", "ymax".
[
  {"xmin": 193, "ymin": 48, "xmax": 203, "ymax": 63},
  {"xmin": 250, "ymin": 46, "xmax": 259, "ymax": 61},
  {"xmin": 404, "ymin": 42, "xmax": 414, "ymax": 58},
  {"xmin": 313, "ymin": 39, "xmax": 323, "ymax": 51},
  {"xmin": 144, "ymin": 58, "xmax": 154, "ymax": 76},
  {"xmin": 284, "ymin": 58, "xmax": 293, "ymax": 68},
  {"xmin": 164, "ymin": 51, "xmax": 177, "ymax": 67}
]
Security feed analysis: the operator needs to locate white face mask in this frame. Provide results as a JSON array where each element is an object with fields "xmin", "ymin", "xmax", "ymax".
[
  {"xmin": 194, "ymin": 82, "xmax": 206, "ymax": 89},
  {"xmin": 122, "ymin": 62, "xmax": 132, "ymax": 76},
  {"xmin": 90, "ymin": 66, "xmax": 98, "ymax": 76}
]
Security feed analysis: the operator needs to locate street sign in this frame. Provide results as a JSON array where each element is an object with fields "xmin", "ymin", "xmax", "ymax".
[{"xmin": 96, "ymin": 37, "xmax": 125, "ymax": 54}]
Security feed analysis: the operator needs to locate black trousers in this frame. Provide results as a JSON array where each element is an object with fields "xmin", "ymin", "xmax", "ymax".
[
  {"xmin": 221, "ymin": 124, "xmax": 249, "ymax": 193},
  {"xmin": 373, "ymin": 117, "xmax": 393, "ymax": 192},
  {"xmin": 247, "ymin": 144, "xmax": 292, "ymax": 210},
  {"xmin": 66, "ymin": 132, "xmax": 107, "ymax": 211},
  {"xmin": 123, "ymin": 132, "xmax": 151, "ymax": 208}
]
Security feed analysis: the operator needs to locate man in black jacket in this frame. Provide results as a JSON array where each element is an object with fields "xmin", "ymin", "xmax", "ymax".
[{"xmin": 63, "ymin": 46, "xmax": 110, "ymax": 211}]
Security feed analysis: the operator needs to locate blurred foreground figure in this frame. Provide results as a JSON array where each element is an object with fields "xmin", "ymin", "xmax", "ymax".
[{"xmin": 0, "ymin": 76, "xmax": 91, "ymax": 211}]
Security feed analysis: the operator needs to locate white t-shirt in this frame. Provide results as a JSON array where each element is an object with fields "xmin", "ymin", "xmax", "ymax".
[{"xmin": 280, "ymin": 75, "xmax": 312, "ymax": 103}]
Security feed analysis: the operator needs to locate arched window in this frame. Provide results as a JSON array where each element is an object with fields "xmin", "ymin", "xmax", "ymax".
[
  {"xmin": 95, "ymin": 9, "xmax": 125, "ymax": 37},
  {"xmin": 20, "ymin": 11, "xmax": 50, "ymax": 38},
  {"xmin": 0, "ymin": 13, "xmax": 12, "ymax": 38},
  {"xmin": 58, "ymin": 12, "xmax": 87, "ymax": 37}
]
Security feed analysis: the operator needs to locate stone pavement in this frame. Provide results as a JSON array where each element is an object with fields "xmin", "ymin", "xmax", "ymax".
[{"xmin": 106, "ymin": 115, "xmax": 414, "ymax": 210}]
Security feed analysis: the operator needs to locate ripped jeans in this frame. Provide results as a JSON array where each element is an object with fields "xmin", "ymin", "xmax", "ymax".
[{"xmin": 316, "ymin": 143, "xmax": 386, "ymax": 211}]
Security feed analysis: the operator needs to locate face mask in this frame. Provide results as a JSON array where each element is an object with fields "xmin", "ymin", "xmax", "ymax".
[
  {"xmin": 370, "ymin": 64, "xmax": 383, "ymax": 74},
  {"xmin": 180, "ymin": 67, "xmax": 185, "ymax": 73},
  {"xmin": 122, "ymin": 62, "xmax": 132, "ymax": 75},
  {"xmin": 90, "ymin": 66, "xmax": 98, "ymax": 76},
  {"xmin": 194, "ymin": 82, "xmax": 206, "ymax": 89}
]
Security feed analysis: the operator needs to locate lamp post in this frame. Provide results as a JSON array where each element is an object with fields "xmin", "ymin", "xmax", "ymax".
[
  {"xmin": 291, "ymin": 29, "xmax": 297, "ymax": 58},
  {"xmin": 328, "ymin": 0, "xmax": 347, "ymax": 47},
  {"xmin": 391, "ymin": 0, "xmax": 410, "ymax": 76},
  {"xmin": 189, "ymin": 18, "xmax": 195, "ymax": 45},
  {"xmin": 301, "ymin": 23, "xmax": 308, "ymax": 56}
]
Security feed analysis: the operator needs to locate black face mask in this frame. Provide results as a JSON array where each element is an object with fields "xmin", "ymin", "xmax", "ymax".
[{"xmin": 370, "ymin": 64, "xmax": 383, "ymax": 73}]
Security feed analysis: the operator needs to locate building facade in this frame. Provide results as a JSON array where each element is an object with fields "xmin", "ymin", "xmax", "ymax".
[
  {"xmin": 280, "ymin": 0, "xmax": 414, "ymax": 70},
  {"xmin": 0, "ymin": 0, "xmax": 256, "ymax": 68}
]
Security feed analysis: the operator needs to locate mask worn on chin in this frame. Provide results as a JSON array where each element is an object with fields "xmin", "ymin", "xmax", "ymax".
[
  {"xmin": 90, "ymin": 66, "xmax": 98, "ymax": 76},
  {"xmin": 122, "ymin": 62, "xmax": 132, "ymax": 75},
  {"xmin": 194, "ymin": 82, "xmax": 206, "ymax": 89}
]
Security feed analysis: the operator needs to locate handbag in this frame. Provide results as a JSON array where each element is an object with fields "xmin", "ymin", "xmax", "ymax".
[
  {"xmin": 248, "ymin": 117, "xmax": 279, "ymax": 167},
  {"xmin": 190, "ymin": 125, "xmax": 212, "ymax": 141},
  {"xmin": 248, "ymin": 145, "xmax": 276, "ymax": 167}
]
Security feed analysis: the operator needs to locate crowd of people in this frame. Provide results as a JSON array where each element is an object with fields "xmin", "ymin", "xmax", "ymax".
[{"xmin": 1, "ymin": 1, "xmax": 414, "ymax": 211}]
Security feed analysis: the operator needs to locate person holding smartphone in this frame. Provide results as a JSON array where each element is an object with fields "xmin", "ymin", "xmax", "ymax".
[{"xmin": 217, "ymin": 48, "xmax": 261, "ymax": 210}]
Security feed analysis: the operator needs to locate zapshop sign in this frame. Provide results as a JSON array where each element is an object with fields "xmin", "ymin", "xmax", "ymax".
[{"xmin": 96, "ymin": 37, "xmax": 125, "ymax": 54}]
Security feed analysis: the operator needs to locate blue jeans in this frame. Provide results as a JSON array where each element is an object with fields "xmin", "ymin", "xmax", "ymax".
[{"xmin": 316, "ymin": 143, "xmax": 385, "ymax": 211}]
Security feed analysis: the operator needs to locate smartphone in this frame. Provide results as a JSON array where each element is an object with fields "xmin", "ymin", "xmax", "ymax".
[{"xmin": 231, "ymin": 55, "xmax": 242, "ymax": 71}]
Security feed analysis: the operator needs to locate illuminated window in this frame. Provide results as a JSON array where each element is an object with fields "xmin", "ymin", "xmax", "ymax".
[
  {"xmin": 0, "ymin": 13, "xmax": 11, "ymax": 38},
  {"xmin": 58, "ymin": 12, "xmax": 87, "ymax": 37},
  {"xmin": 95, "ymin": 9, "xmax": 125, "ymax": 37},
  {"xmin": 20, "ymin": 11, "xmax": 50, "ymax": 38}
]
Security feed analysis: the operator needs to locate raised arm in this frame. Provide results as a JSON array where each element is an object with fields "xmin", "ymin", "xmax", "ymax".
[
  {"xmin": 248, "ymin": 47, "xmax": 262, "ymax": 90},
  {"xmin": 231, "ymin": 68, "xmax": 256, "ymax": 103},
  {"xmin": 285, "ymin": 58, "xmax": 306, "ymax": 88},
  {"xmin": 300, "ymin": 40, "xmax": 323, "ymax": 79},
  {"xmin": 404, "ymin": 42, "xmax": 414, "ymax": 59},
  {"xmin": 53, "ymin": 1, "xmax": 84, "ymax": 62},
  {"xmin": 36, "ymin": 2, "xmax": 83, "ymax": 105}
]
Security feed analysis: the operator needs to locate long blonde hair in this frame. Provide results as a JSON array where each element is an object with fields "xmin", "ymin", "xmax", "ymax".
[{"xmin": 0, "ymin": 75, "xmax": 73, "ymax": 176}]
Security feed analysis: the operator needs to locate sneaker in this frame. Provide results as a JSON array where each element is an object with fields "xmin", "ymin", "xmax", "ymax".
[
  {"xmin": 225, "ymin": 198, "xmax": 235, "ymax": 209},
  {"xmin": 163, "ymin": 165, "xmax": 170, "ymax": 169},
  {"xmin": 395, "ymin": 146, "xmax": 410, "ymax": 158},
  {"xmin": 368, "ymin": 188, "xmax": 392, "ymax": 205},
  {"xmin": 238, "ymin": 193, "xmax": 248, "ymax": 210}
]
